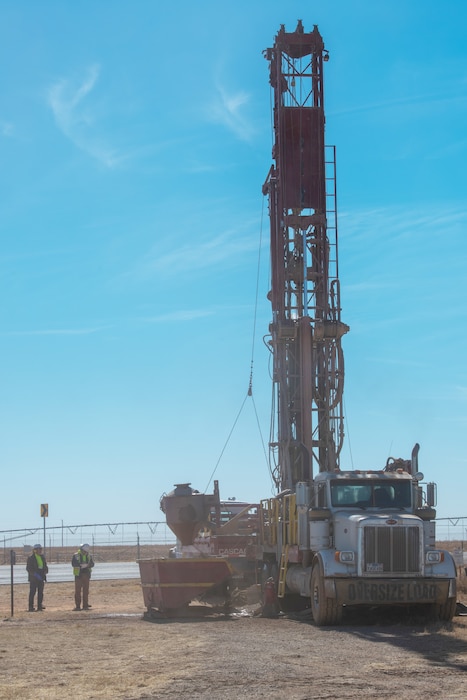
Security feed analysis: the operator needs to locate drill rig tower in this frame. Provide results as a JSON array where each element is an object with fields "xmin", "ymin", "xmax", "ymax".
[{"xmin": 263, "ymin": 21, "xmax": 349, "ymax": 491}]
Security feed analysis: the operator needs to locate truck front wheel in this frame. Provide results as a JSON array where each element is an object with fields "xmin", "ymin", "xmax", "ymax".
[
  {"xmin": 430, "ymin": 597, "xmax": 456, "ymax": 622},
  {"xmin": 310, "ymin": 563, "xmax": 342, "ymax": 626}
]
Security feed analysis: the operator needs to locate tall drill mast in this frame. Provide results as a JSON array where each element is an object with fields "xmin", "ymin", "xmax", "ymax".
[{"xmin": 263, "ymin": 21, "xmax": 349, "ymax": 491}]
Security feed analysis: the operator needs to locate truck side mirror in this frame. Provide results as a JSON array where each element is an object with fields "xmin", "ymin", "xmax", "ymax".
[{"xmin": 426, "ymin": 482, "xmax": 437, "ymax": 507}]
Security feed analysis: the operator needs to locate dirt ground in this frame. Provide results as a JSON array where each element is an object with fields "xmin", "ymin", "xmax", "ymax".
[{"xmin": 1, "ymin": 577, "xmax": 467, "ymax": 700}]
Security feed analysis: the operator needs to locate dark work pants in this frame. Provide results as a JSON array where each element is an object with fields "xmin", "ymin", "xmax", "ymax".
[
  {"xmin": 29, "ymin": 579, "xmax": 45, "ymax": 610},
  {"xmin": 74, "ymin": 574, "xmax": 91, "ymax": 608}
]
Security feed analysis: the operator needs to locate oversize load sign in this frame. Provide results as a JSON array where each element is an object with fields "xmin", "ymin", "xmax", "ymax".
[{"xmin": 336, "ymin": 580, "xmax": 443, "ymax": 604}]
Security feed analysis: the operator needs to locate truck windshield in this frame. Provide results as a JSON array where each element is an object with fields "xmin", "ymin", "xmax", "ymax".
[{"xmin": 330, "ymin": 480, "xmax": 411, "ymax": 509}]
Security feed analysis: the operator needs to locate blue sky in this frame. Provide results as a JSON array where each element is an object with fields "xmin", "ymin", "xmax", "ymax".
[{"xmin": 1, "ymin": 0, "xmax": 466, "ymax": 531}]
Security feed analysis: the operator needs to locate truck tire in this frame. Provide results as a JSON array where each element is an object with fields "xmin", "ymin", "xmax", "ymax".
[
  {"xmin": 310, "ymin": 563, "xmax": 342, "ymax": 626},
  {"xmin": 430, "ymin": 597, "xmax": 456, "ymax": 622}
]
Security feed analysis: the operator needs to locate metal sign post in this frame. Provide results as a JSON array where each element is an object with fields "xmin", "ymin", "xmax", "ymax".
[
  {"xmin": 40, "ymin": 504, "xmax": 48, "ymax": 550},
  {"xmin": 10, "ymin": 550, "xmax": 16, "ymax": 617}
]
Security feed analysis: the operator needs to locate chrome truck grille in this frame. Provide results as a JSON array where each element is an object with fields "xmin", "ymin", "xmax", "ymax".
[{"xmin": 363, "ymin": 526, "xmax": 421, "ymax": 574}]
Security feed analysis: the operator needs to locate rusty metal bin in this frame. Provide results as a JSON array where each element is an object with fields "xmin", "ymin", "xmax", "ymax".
[{"xmin": 138, "ymin": 557, "xmax": 233, "ymax": 612}]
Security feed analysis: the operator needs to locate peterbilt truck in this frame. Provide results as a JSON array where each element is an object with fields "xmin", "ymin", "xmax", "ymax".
[
  {"xmin": 259, "ymin": 445, "xmax": 456, "ymax": 624},
  {"xmin": 258, "ymin": 21, "xmax": 456, "ymax": 624}
]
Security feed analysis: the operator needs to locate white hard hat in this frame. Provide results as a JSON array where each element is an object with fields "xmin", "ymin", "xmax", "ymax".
[
  {"xmin": 80, "ymin": 543, "xmax": 90, "ymax": 552},
  {"xmin": 33, "ymin": 543, "xmax": 42, "ymax": 549}
]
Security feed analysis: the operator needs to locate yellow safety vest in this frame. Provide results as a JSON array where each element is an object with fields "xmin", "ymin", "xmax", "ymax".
[{"xmin": 73, "ymin": 551, "xmax": 91, "ymax": 577}]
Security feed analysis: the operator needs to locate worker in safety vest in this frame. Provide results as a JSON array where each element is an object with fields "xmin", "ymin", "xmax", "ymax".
[
  {"xmin": 72, "ymin": 543, "xmax": 95, "ymax": 611},
  {"xmin": 26, "ymin": 543, "xmax": 48, "ymax": 612}
]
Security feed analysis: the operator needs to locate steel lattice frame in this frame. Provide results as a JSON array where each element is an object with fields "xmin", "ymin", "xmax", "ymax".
[{"xmin": 263, "ymin": 22, "xmax": 349, "ymax": 490}]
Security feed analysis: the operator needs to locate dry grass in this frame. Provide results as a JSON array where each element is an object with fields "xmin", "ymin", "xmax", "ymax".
[
  {"xmin": 0, "ymin": 579, "xmax": 150, "ymax": 699},
  {"xmin": 1, "ymin": 577, "xmax": 466, "ymax": 700},
  {"xmin": 0, "ymin": 544, "xmax": 466, "ymax": 699}
]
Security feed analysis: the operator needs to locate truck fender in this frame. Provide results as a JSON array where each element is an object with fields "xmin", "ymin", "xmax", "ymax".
[{"xmin": 441, "ymin": 550, "xmax": 458, "ymax": 582}]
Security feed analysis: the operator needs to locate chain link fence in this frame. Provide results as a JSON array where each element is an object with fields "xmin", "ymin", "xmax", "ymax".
[
  {"xmin": 2, "ymin": 517, "xmax": 467, "ymax": 565},
  {"xmin": 0, "ymin": 522, "xmax": 175, "ymax": 565}
]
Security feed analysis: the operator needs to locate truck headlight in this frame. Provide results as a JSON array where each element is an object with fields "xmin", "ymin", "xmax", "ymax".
[
  {"xmin": 335, "ymin": 551, "xmax": 355, "ymax": 563},
  {"xmin": 425, "ymin": 550, "xmax": 444, "ymax": 564}
]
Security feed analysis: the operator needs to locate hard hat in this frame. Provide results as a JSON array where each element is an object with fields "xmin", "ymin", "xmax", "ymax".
[
  {"xmin": 80, "ymin": 543, "xmax": 90, "ymax": 552},
  {"xmin": 33, "ymin": 544, "xmax": 42, "ymax": 549}
]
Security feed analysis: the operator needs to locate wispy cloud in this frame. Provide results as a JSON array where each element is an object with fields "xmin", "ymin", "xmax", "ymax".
[
  {"xmin": 208, "ymin": 79, "xmax": 254, "ymax": 141},
  {"xmin": 340, "ymin": 204, "xmax": 467, "ymax": 246},
  {"xmin": 141, "ymin": 309, "xmax": 214, "ymax": 323},
  {"xmin": 366, "ymin": 354, "xmax": 431, "ymax": 368},
  {"xmin": 2, "ymin": 326, "xmax": 108, "ymax": 337},
  {"xmin": 0, "ymin": 120, "xmax": 13, "ymax": 136},
  {"xmin": 427, "ymin": 138, "xmax": 467, "ymax": 159},
  {"xmin": 138, "ymin": 223, "xmax": 257, "ymax": 279},
  {"xmin": 332, "ymin": 92, "xmax": 437, "ymax": 118},
  {"xmin": 185, "ymin": 161, "xmax": 221, "ymax": 174},
  {"xmin": 47, "ymin": 65, "xmax": 121, "ymax": 167},
  {"xmin": 329, "ymin": 58, "xmax": 467, "ymax": 116}
]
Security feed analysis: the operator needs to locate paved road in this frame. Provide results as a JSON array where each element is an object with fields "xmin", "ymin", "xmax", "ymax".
[{"xmin": 0, "ymin": 561, "xmax": 140, "ymax": 585}]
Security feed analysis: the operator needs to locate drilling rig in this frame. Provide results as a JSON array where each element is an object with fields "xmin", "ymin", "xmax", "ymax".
[
  {"xmin": 140, "ymin": 20, "xmax": 457, "ymax": 624},
  {"xmin": 258, "ymin": 20, "xmax": 456, "ymax": 624}
]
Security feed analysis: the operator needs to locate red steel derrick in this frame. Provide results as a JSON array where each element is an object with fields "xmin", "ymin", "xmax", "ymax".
[{"xmin": 262, "ymin": 21, "xmax": 349, "ymax": 490}]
